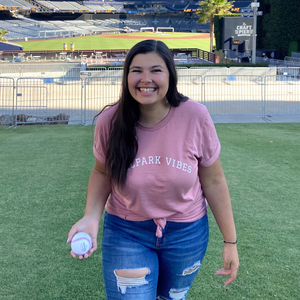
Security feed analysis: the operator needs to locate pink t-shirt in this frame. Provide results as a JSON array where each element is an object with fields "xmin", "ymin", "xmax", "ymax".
[{"xmin": 93, "ymin": 99, "xmax": 221, "ymax": 236}]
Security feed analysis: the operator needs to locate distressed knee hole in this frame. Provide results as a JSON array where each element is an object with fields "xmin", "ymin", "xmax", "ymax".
[
  {"xmin": 182, "ymin": 260, "xmax": 201, "ymax": 276},
  {"xmin": 169, "ymin": 287, "xmax": 189, "ymax": 300},
  {"xmin": 114, "ymin": 268, "xmax": 150, "ymax": 294}
]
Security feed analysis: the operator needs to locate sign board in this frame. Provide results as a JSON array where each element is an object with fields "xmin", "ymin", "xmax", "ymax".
[
  {"xmin": 227, "ymin": 75, "xmax": 236, "ymax": 81},
  {"xmin": 257, "ymin": 11, "xmax": 263, "ymax": 16},
  {"xmin": 241, "ymin": 8, "xmax": 254, "ymax": 13},
  {"xmin": 241, "ymin": 14, "xmax": 253, "ymax": 18},
  {"xmin": 80, "ymin": 71, "xmax": 105, "ymax": 79},
  {"xmin": 44, "ymin": 78, "xmax": 54, "ymax": 84},
  {"xmin": 222, "ymin": 17, "xmax": 254, "ymax": 52},
  {"xmin": 233, "ymin": 40, "xmax": 241, "ymax": 45},
  {"xmin": 80, "ymin": 71, "xmax": 92, "ymax": 79}
]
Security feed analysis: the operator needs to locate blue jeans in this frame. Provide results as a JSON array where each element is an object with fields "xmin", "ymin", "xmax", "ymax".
[{"xmin": 102, "ymin": 212, "xmax": 209, "ymax": 300}]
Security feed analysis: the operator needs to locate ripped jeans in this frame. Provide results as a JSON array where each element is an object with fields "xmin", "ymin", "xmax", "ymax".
[{"xmin": 102, "ymin": 212, "xmax": 209, "ymax": 300}]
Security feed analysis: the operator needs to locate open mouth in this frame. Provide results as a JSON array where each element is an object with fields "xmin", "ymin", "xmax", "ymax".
[{"xmin": 138, "ymin": 87, "xmax": 156, "ymax": 93}]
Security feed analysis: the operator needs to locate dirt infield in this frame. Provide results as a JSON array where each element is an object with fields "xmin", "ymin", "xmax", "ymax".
[{"xmin": 104, "ymin": 34, "xmax": 210, "ymax": 40}]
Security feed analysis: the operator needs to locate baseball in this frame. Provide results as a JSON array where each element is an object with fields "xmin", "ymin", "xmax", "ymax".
[{"xmin": 71, "ymin": 232, "xmax": 92, "ymax": 255}]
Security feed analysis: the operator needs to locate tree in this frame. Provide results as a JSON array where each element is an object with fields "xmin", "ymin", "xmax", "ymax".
[
  {"xmin": 197, "ymin": 0, "xmax": 234, "ymax": 52},
  {"xmin": 259, "ymin": 0, "xmax": 300, "ymax": 58},
  {"xmin": 0, "ymin": 29, "xmax": 8, "ymax": 42}
]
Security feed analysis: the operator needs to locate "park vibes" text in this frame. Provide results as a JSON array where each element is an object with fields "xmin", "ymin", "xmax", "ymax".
[{"xmin": 129, "ymin": 156, "xmax": 192, "ymax": 173}]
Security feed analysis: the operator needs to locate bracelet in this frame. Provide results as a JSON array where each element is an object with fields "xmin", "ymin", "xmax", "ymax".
[{"xmin": 224, "ymin": 240, "xmax": 237, "ymax": 244}]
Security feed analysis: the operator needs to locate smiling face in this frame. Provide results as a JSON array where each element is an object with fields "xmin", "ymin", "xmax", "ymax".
[{"xmin": 127, "ymin": 52, "xmax": 170, "ymax": 109}]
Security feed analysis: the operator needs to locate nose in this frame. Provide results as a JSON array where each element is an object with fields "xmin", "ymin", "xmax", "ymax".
[{"xmin": 140, "ymin": 71, "xmax": 152, "ymax": 83}]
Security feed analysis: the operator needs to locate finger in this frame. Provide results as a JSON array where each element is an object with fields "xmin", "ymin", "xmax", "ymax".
[
  {"xmin": 215, "ymin": 268, "xmax": 231, "ymax": 276},
  {"xmin": 70, "ymin": 250, "xmax": 77, "ymax": 258},
  {"xmin": 224, "ymin": 266, "xmax": 238, "ymax": 286},
  {"xmin": 67, "ymin": 226, "xmax": 78, "ymax": 243},
  {"xmin": 70, "ymin": 247, "xmax": 95, "ymax": 259},
  {"xmin": 89, "ymin": 245, "xmax": 97, "ymax": 254},
  {"xmin": 84, "ymin": 246, "xmax": 96, "ymax": 258},
  {"xmin": 224, "ymin": 273, "xmax": 236, "ymax": 286},
  {"xmin": 91, "ymin": 237, "xmax": 98, "ymax": 252},
  {"xmin": 88, "ymin": 248, "xmax": 95, "ymax": 256}
]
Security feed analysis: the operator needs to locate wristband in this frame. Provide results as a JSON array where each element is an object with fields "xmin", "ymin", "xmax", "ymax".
[{"xmin": 224, "ymin": 240, "xmax": 237, "ymax": 244}]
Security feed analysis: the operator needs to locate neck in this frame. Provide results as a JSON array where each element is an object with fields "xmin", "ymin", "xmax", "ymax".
[{"xmin": 138, "ymin": 100, "xmax": 171, "ymax": 127}]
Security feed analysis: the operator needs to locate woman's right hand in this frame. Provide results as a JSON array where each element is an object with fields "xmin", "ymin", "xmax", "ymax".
[
  {"xmin": 67, "ymin": 216, "xmax": 100, "ymax": 259},
  {"xmin": 67, "ymin": 159, "xmax": 110, "ymax": 259}
]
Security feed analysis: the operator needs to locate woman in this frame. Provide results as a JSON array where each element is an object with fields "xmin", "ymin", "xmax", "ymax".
[{"xmin": 67, "ymin": 40, "xmax": 239, "ymax": 299}]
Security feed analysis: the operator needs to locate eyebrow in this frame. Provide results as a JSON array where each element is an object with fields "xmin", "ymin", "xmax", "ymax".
[{"xmin": 129, "ymin": 65, "xmax": 165, "ymax": 70}]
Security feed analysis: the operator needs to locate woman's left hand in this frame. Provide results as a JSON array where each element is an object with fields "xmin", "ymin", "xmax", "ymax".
[{"xmin": 215, "ymin": 243, "xmax": 239, "ymax": 285}]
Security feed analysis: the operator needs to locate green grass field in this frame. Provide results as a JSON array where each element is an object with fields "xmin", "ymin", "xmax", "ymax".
[
  {"xmin": 1, "ymin": 123, "xmax": 299, "ymax": 299},
  {"xmin": 17, "ymin": 32, "xmax": 210, "ymax": 52}
]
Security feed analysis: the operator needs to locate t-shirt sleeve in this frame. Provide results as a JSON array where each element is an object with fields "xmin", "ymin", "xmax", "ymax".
[
  {"xmin": 93, "ymin": 107, "xmax": 115, "ymax": 163},
  {"xmin": 197, "ymin": 106, "xmax": 221, "ymax": 167}
]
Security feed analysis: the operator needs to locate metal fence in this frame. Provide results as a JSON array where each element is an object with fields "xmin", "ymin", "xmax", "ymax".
[
  {"xmin": 0, "ymin": 67, "xmax": 299, "ymax": 127},
  {"xmin": 0, "ymin": 63, "xmax": 83, "ymax": 79}
]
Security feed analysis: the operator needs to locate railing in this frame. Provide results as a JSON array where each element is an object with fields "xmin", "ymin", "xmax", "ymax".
[
  {"xmin": 2, "ymin": 48, "xmax": 216, "ymax": 64},
  {"xmin": 0, "ymin": 68, "xmax": 299, "ymax": 127},
  {"xmin": 196, "ymin": 49, "xmax": 215, "ymax": 63}
]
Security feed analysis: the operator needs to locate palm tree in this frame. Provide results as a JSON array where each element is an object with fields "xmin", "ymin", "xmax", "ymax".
[
  {"xmin": 0, "ymin": 29, "xmax": 8, "ymax": 42},
  {"xmin": 197, "ymin": 0, "xmax": 234, "ymax": 52}
]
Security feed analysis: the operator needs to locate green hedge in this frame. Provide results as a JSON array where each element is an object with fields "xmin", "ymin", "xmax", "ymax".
[
  {"xmin": 187, "ymin": 63, "xmax": 269, "ymax": 67},
  {"xmin": 260, "ymin": 0, "xmax": 300, "ymax": 58}
]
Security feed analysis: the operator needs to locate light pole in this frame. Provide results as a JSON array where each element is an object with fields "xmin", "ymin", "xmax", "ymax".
[{"xmin": 251, "ymin": 1, "xmax": 260, "ymax": 64}]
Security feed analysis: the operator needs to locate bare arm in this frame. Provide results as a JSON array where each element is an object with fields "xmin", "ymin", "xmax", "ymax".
[
  {"xmin": 67, "ymin": 159, "xmax": 111, "ymax": 259},
  {"xmin": 84, "ymin": 159, "xmax": 111, "ymax": 220},
  {"xmin": 198, "ymin": 157, "xmax": 239, "ymax": 285}
]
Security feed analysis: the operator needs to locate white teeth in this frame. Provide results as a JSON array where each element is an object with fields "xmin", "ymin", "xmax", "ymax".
[{"xmin": 139, "ymin": 88, "xmax": 155, "ymax": 93}]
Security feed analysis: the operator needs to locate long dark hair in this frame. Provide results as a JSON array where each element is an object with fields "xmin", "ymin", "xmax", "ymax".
[{"xmin": 101, "ymin": 40, "xmax": 188, "ymax": 186}]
